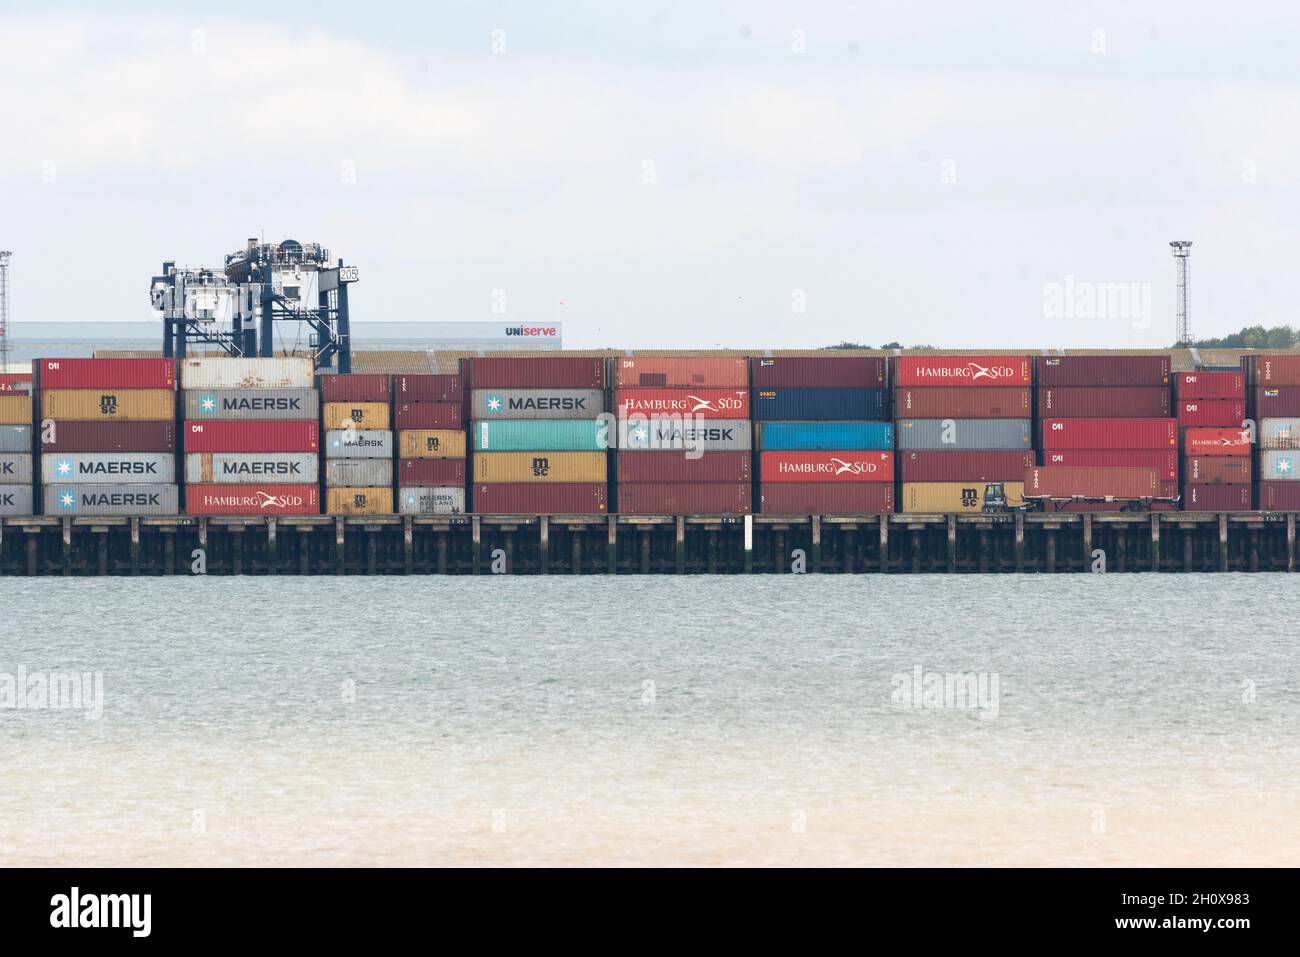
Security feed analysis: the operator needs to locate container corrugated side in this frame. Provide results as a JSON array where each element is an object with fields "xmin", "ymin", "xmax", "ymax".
[
  {"xmin": 318, "ymin": 373, "xmax": 390, "ymax": 403},
  {"xmin": 895, "ymin": 419, "xmax": 1032, "ymax": 450},
  {"xmin": 751, "ymin": 387, "xmax": 887, "ymax": 421},
  {"xmin": 1041, "ymin": 449, "xmax": 1178, "ymax": 481},
  {"xmin": 1038, "ymin": 418, "xmax": 1176, "ymax": 450},
  {"xmin": 40, "ymin": 421, "xmax": 173, "ymax": 453},
  {"xmin": 616, "ymin": 388, "xmax": 749, "ymax": 420},
  {"xmin": 759, "ymin": 450, "xmax": 893, "ymax": 483},
  {"xmin": 895, "ymin": 355, "xmax": 1032, "ymax": 387},
  {"xmin": 614, "ymin": 357, "xmax": 749, "ymax": 389},
  {"xmin": 468, "ymin": 357, "xmax": 605, "ymax": 390},
  {"xmin": 0, "ymin": 395, "xmax": 32, "ymax": 425},
  {"xmin": 0, "ymin": 453, "xmax": 33, "ymax": 484},
  {"xmin": 180, "ymin": 357, "xmax": 313, "ymax": 390},
  {"xmin": 1259, "ymin": 418, "xmax": 1300, "ymax": 450},
  {"xmin": 1176, "ymin": 372, "xmax": 1245, "ymax": 398},
  {"xmin": 1252, "ymin": 387, "xmax": 1300, "ymax": 418},
  {"xmin": 36, "ymin": 358, "xmax": 175, "ymax": 390},
  {"xmin": 0, "ymin": 485, "xmax": 34, "ymax": 515},
  {"xmin": 41, "ymin": 390, "xmax": 175, "ymax": 421},
  {"xmin": 472, "ymin": 451, "xmax": 606, "ymax": 483},
  {"xmin": 326, "ymin": 429, "xmax": 393, "ymax": 459},
  {"xmin": 1258, "ymin": 481, "xmax": 1300, "ymax": 510},
  {"xmin": 1185, "ymin": 456, "xmax": 1252, "ymax": 484},
  {"xmin": 397, "ymin": 458, "xmax": 467, "ymax": 485},
  {"xmin": 0, "ymin": 425, "xmax": 31, "ymax": 453},
  {"xmin": 898, "ymin": 451, "xmax": 1033, "ymax": 483},
  {"xmin": 393, "ymin": 374, "xmax": 464, "ymax": 401},
  {"xmin": 45, "ymin": 483, "xmax": 179, "ymax": 516},
  {"xmin": 186, "ymin": 484, "xmax": 319, "ymax": 515},
  {"xmin": 1182, "ymin": 484, "xmax": 1252, "ymax": 511},
  {"xmin": 1037, "ymin": 387, "xmax": 1171, "ymax": 418},
  {"xmin": 394, "ymin": 402, "xmax": 463, "ymax": 431},
  {"xmin": 42, "ymin": 453, "xmax": 175, "ymax": 484},
  {"xmin": 750, "ymin": 356, "xmax": 886, "ymax": 389},
  {"xmin": 186, "ymin": 421, "xmax": 319, "ymax": 453},
  {"xmin": 326, "ymin": 487, "xmax": 394, "ymax": 515},
  {"xmin": 183, "ymin": 389, "xmax": 319, "ymax": 421},
  {"xmin": 0, "ymin": 374, "xmax": 33, "ymax": 394},
  {"xmin": 398, "ymin": 486, "xmax": 467, "ymax": 515},
  {"xmin": 759, "ymin": 483, "xmax": 893, "ymax": 514},
  {"xmin": 473, "ymin": 483, "xmax": 607, "ymax": 514},
  {"xmin": 398, "ymin": 430, "xmax": 466, "ymax": 459},
  {"xmin": 470, "ymin": 389, "xmax": 605, "ymax": 419},
  {"xmin": 618, "ymin": 418, "xmax": 750, "ymax": 452},
  {"xmin": 616, "ymin": 483, "xmax": 751, "ymax": 515},
  {"xmin": 755, "ymin": 421, "xmax": 893, "ymax": 450},
  {"xmin": 1176, "ymin": 399, "xmax": 1245, "ymax": 428},
  {"xmin": 1035, "ymin": 355, "xmax": 1170, "ymax": 387},
  {"xmin": 185, "ymin": 452, "xmax": 319, "ymax": 484},
  {"xmin": 473, "ymin": 419, "xmax": 609, "ymax": 451},
  {"xmin": 1247, "ymin": 355, "xmax": 1300, "ymax": 386},
  {"xmin": 1024, "ymin": 466, "xmax": 1171, "ymax": 499},
  {"xmin": 1258, "ymin": 451, "xmax": 1300, "ymax": 481},
  {"xmin": 616, "ymin": 451, "xmax": 751, "ymax": 483},
  {"xmin": 1182, "ymin": 428, "xmax": 1252, "ymax": 456},
  {"xmin": 901, "ymin": 481, "xmax": 1027, "ymax": 513},
  {"xmin": 323, "ymin": 402, "xmax": 391, "ymax": 430},
  {"xmin": 895, "ymin": 388, "xmax": 1030, "ymax": 419},
  {"xmin": 324, "ymin": 459, "xmax": 393, "ymax": 487}
]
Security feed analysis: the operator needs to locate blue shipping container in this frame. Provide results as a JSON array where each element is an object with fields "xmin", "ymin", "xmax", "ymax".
[
  {"xmin": 474, "ymin": 418, "xmax": 612, "ymax": 451},
  {"xmin": 751, "ymin": 388, "xmax": 888, "ymax": 421},
  {"xmin": 756, "ymin": 421, "xmax": 894, "ymax": 451}
]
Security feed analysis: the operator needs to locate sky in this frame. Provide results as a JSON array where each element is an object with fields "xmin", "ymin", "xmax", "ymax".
[{"xmin": 2, "ymin": 1, "xmax": 1299, "ymax": 349}]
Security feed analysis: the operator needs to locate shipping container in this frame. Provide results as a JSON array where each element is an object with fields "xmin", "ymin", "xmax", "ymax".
[
  {"xmin": 473, "ymin": 451, "xmax": 606, "ymax": 483},
  {"xmin": 473, "ymin": 482, "xmax": 607, "ymax": 514},
  {"xmin": 184, "ymin": 452, "xmax": 319, "ymax": 485},
  {"xmin": 0, "ymin": 453, "xmax": 33, "ymax": 484},
  {"xmin": 1185, "ymin": 455, "xmax": 1252, "ymax": 485},
  {"xmin": 1038, "ymin": 418, "xmax": 1176, "ymax": 450},
  {"xmin": 618, "ymin": 417, "xmax": 750, "ymax": 452},
  {"xmin": 324, "ymin": 459, "xmax": 393, "ymax": 487},
  {"xmin": 750, "ymin": 387, "xmax": 887, "ymax": 421},
  {"xmin": 470, "ymin": 389, "xmax": 605, "ymax": 420},
  {"xmin": 898, "ymin": 450, "xmax": 1034, "ymax": 483},
  {"xmin": 474, "ymin": 419, "xmax": 610, "ymax": 451},
  {"xmin": 1176, "ymin": 399, "xmax": 1245, "ymax": 428},
  {"xmin": 0, "ymin": 485, "xmax": 33, "ymax": 515},
  {"xmin": 1024, "ymin": 466, "xmax": 1171, "ymax": 500},
  {"xmin": 902, "ymin": 481, "xmax": 1027, "ymax": 513},
  {"xmin": 183, "ymin": 389, "xmax": 319, "ymax": 420},
  {"xmin": 750, "ymin": 356, "xmax": 886, "ymax": 389},
  {"xmin": 1035, "ymin": 355, "xmax": 1170, "ymax": 387},
  {"xmin": 896, "ymin": 419, "xmax": 1032, "ymax": 451},
  {"xmin": 1251, "ymin": 387, "xmax": 1300, "ymax": 418},
  {"xmin": 1258, "ymin": 481, "xmax": 1300, "ymax": 510},
  {"xmin": 616, "ymin": 483, "xmax": 751, "ymax": 515},
  {"xmin": 1176, "ymin": 372, "xmax": 1244, "ymax": 398},
  {"xmin": 468, "ymin": 357, "xmax": 604, "ymax": 390},
  {"xmin": 1036, "ymin": 387, "xmax": 1171, "ymax": 418},
  {"xmin": 323, "ymin": 402, "xmax": 391, "ymax": 430},
  {"xmin": 0, "ymin": 395, "xmax": 32, "ymax": 425},
  {"xmin": 614, "ymin": 357, "xmax": 749, "ymax": 389},
  {"xmin": 1258, "ymin": 451, "xmax": 1300, "ymax": 481},
  {"xmin": 895, "ymin": 355, "xmax": 1032, "ymax": 387},
  {"xmin": 1246, "ymin": 354, "xmax": 1300, "ymax": 387},
  {"xmin": 759, "ymin": 450, "xmax": 893, "ymax": 483},
  {"xmin": 1182, "ymin": 427, "xmax": 1252, "ymax": 456},
  {"xmin": 392, "ymin": 373, "xmax": 464, "ymax": 402},
  {"xmin": 758, "ymin": 483, "xmax": 893, "ymax": 514},
  {"xmin": 186, "ymin": 483, "xmax": 319, "ymax": 515},
  {"xmin": 616, "ymin": 450, "xmax": 751, "ymax": 484},
  {"xmin": 755, "ymin": 421, "xmax": 893, "ymax": 451},
  {"xmin": 326, "ymin": 487, "xmax": 394, "ymax": 515},
  {"xmin": 394, "ymin": 402, "xmax": 463, "ymax": 431},
  {"xmin": 0, "ymin": 374, "xmax": 32, "ymax": 394},
  {"xmin": 41, "ymin": 390, "xmax": 175, "ymax": 421},
  {"xmin": 45, "ymin": 483, "xmax": 178, "ymax": 516},
  {"xmin": 397, "ymin": 486, "xmax": 467, "ymax": 515},
  {"xmin": 0, "ymin": 425, "xmax": 31, "ymax": 453},
  {"xmin": 1182, "ymin": 484, "xmax": 1252, "ymax": 512},
  {"xmin": 397, "ymin": 458, "xmax": 467, "ymax": 486},
  {"xmin": 326, "ymin": 429, "xmax": 393, "ymax": 459},
  {"xmin": 1040, "ymin": 449, "xmax": 1178, "ymax": 481},
  {"xmin": 179, "ymin": 357, "xmax": 313, "ymax": 390},
  {"xmin": 40, "ymin": 421, "xmax": 173, "ymax": 453},
  {"xmin": 42, "ymin": 453, "xmax": 175, "ymax": 485},
  {"xmin": 185, "ymin": 420, "xmax": 318, "ymax": 453},
  {"xmin": 616, "ymin": 388, "xmax": 749, "ymax": 420},
  {"xmin": 895, "ymin": 387, "xmax": 1030, "ymax": 419},
  {"xmin": 398, "ymin": 430, "xmax": 467, "ymax": 459},
  {"xmin": 36, "ymin": 357, "xmax": 175, "ymax": 390},
  {"xmin": 1259, "ymin": 418, "xmax": 1300, "ymax": 450},
  {"xmin": 318, "ymin": 373, "xmax": 391, "ymax": 403}
]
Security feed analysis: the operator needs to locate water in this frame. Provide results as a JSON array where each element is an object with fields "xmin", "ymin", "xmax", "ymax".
[{"xmin": 2, "ymin": 575, "xmax": 1297, "ymax": 866}]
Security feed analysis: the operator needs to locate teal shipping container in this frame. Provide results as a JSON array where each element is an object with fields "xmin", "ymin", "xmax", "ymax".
[
  {"xmin": 756, "ymin": 421, "xmax": 894, "ymax": 451},
  {"xmin": 473, "ymin": 419, "xmax": 612, "ymax": 451}
]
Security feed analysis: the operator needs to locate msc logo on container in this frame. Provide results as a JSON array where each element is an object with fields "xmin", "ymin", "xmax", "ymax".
[
  {"xmin": 99, "ymin": 394, "xmax": 118, "ymax": 416},
  {"xmin": 531, "ymin": 456, "xmax": 550, "ymax": 477},
  {"xmin": 349, "ymin": 408, "xmax": 365, "ymax": 423},
  {"xmin": 424, "ymin": 436, "xmax": 442, "ymax": 452},
  {"xmin": 353, "ymin": 493, "xmax": 368, "ymax": 509}
]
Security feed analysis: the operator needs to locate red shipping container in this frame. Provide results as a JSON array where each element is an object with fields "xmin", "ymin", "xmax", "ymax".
[
  {"xmin": 1040, "ymin": 418, "xmax": 1176, "ymax": 450},
  {"xmin": 0, "ymin": 374, "xmax": 32, "ymax": 394},
  {"xmin": 1184, "ymin": 456, "xmax": 1251, "ymax": 485},
  {"xmin": 617, "ymin": 451, "xmax": 751, "ymax": 483},
  {"xmin": 898, "ymin": 451, "xmax": 1033, "ymax": 483},
  {"xmin": 894, "ymin": 387, "xmax": 1030, "ymax": 418},
  {"xmin": 397, "ymin": 457, "xmax": 467, "ymax": 486},
  {"xmin": 895, "ymin": 355, "xmax": 1031, "ymax": 387},
  {"xmin": 468, "ymin": 357, "xmax": 604, "ymax": 390},
  {"xmin": 1252, "ymin": 387, "xmax": 1300, "ymax": 417},
  {"xmin": 1183, "ymin": 428, "xmax": 1252, "ymax": 456},
  {"xmin": 1037, "ymin": 387, "xmax": 1171, "ymax": 418},
  {"xmin": 760, "ymin": 483, "xmax": 894, "ymax": 514},
  {"xmin": 759, "ymin": 450, "xmax": 893, "ymax": 483},
  {"xmin": 36, "ymin": 357, "xmax": 175, "ymax": 390},
  {"xmin": 318, "ymin": 373, "xmax": 391, "ymax": 403},
  {"xmin": 186, "ymin": 484, "xmax": 319, "ymax": 516},
  {"xmin": 185, "ymin": 420, "xmax": 318, "ymax": 453},
  {"xmin": 395, "ymin": 402, "xmax": 462, "ymax": 431},
  {"xmin": 749, "ymin": 356, "xmax": 887, "ymax": 389},
  {"xmin": 1177, "ymin": 399, "xmax": 1245, "ymax": 427},
  {"xmin": 473, "ymin": 482, "xmax": 607, "ymax": 514},
  {"xmin": 1025, "ymin": 466, "xmax": 1172, "ymax": 499},
  {"xmin": 616, "ymin": 388, "xmax": 749, "ymax": 420},
  {"xmin": 1041, "ymin": 449, "xmax": 1178, "ymax": 481},
  {"xmin": 617, "ymin": 483, "xmax": 752, "ymax": 515},
  {"xmin": 615, "ymin": 357, "xmax": 748, "ymax": 389},
  {"xmin": 1247, "ymin": 355, "xmax": 1300, "ymax": 387},
  {"xmin": 41, "ymin": 420, "xmax": 176, "ymax": 452},
  {"xmin": 1182, "ymin": 484, "xmax": 1252, "ymax": 511},
  {"xmin": 1258, "ymin": 481, "xmax": 1300, "ymax": 511},
  {"xmin": 1176, "ymin": 372, "xmax": 1244, "ymax": 398},
  {"xmin": 1035, "ymin": 355, "xmax": 1170, "ymax": 387},
  {"xmin": 392, "ymin": 374, "xmax": 464, "ymax": 401}
]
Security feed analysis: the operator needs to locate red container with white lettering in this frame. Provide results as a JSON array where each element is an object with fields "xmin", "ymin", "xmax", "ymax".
[
  {"xmin": 1039, "ymin": 418, "xmax": 1177, "ymax": 450},
  {"xmin": 616, "ymin": 388, "xmax": 750, "ymax": 420},
  {"xmin": 1176, "ymin": 399, "xmax": 1245, "ymax": 428},
  {"xmin": 894, "ymin": 355, "xmax": 1031, "ymax": 387},
  {"xmin": 184, "ymin": 421, "xmax": 318, "ymax": 453},
  {"xmin": 186, "ymin": 483, "xmax": 319, "ymax": 515},
  {"xmin": 758, "ymin": 450, "xmax": 893, "ymax": 483},
  {"xmin": 36, "ymin": 357, "xmax": 175, "ymax": 390}
]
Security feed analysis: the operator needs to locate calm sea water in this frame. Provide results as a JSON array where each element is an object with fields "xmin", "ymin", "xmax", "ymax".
[{"xmin": 2, "ymin": 575, "xmax": 1297, "ymax": 866}]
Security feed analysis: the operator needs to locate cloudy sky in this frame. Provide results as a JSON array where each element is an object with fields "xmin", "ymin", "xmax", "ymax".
[{"xmin": 2, "ymin": 1, "xmax": 1298, "ymax": 348}]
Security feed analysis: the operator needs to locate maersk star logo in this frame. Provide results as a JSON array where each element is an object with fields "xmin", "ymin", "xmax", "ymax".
[
  {"xmin": 56, "ymin": 459, "xmax": 73, "ymax": 476},
  {"xmin": 198, "ymin": 394, "xmax": 217, "ymax": 413},
  {"xmin": 59, "ymin": 492, "xmax": 76, "ymax": 510},
  {"xmin": 633, "ymin": 427, "xmax": 649, "ymax": 442},
  {"xmin": 1279, "ymin": 457, "xmax": 1293, "ymax": 474},
  {"xmin": 485, "ymin": 394, "xmax": 504, "ymax": 413}
]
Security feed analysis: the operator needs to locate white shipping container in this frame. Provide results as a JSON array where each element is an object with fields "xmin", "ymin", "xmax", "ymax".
[
  {"xmin": 44, "ymin": 483, "xmax": 179, "ymax": 516},
  {"xmin": 183, "ymin": 388, "xmax": 319, "ymax": 420},
  {"xmin": 185, "ymin": 452, "xmax": 319, "ymax": 484},
  {"xmin": 0, "ymin": 484, "xmax": 33, "ymax": 515},
  {"xmin": 41, "ymin": 452, "xmax": 175, "ymax": 484},
  {"xmin": 398, "ymin": 486, "xmax": 467, "ymax": 514},
  {"xmin": 1259, "ymin": 418, "xmax": 1300, "ymax": 450},
  {"xmin": 180, "ymin": 357, "xmax": 314, "ymax": 391},
  {"xmin": 325, "ymin": 458, "xmax": 393, "ymax": 487},
  {"xmin": 325, "ymin": 429, "xmax": 392, "ymax": 459},
  {"xmin": 0, "ymin": 453, "xmax": 33, "ymax": 484}
]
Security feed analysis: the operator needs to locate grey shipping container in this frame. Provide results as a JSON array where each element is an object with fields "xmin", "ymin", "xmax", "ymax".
[
  {"xmin": 0, "ymin": 425, "xmax": 32, "ymax": 453},
  {"xmin": 0, "ymin": 484, "xmax": 34, "ymax": 515},
  {"xmin": 44, "ymin": 483, "xmax": 179, "ymax": 516},
  {"xmin": 895, "ymin": 418, "xmax": 1033, "ymax": 450},
  {"xmin": 183, "ymin": 389, "xmax": 320, "ymax": 420},
  {"xmin": 470, "ymin": 389, "xmax": 606, "ymax": 419},
  {"xmin": 185, "ymin": 452, "xmax": 319, "ymax": 484},
  {"xmin": 618, "ymin": 417, "xmax": 752, "ymax": 451},
  {"xmin": 326, "ymin": 429, "xmax": 393, "ymax": 459},
  {"xmin": 1259, "ymin": 418, "xmax": 1300, "ymax": 450},
  {"xmin": 325, "ymin": 458, "xmax": 394, "ymax": 487},
  {"xmin": 0, "ymin": 453, "xmax": 33, "ymax": 484},
  {"xmin": 398, "ymin": 486, "xmax": 467, "ymax": 514},
  {"xmin": 42, "ymin": 452, "xmax": 175, "ymax": 485}
]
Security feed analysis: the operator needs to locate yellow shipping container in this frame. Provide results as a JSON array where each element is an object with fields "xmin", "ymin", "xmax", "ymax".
[
  {"xmin": 326, "ymin": 487, "xmax": 394, "ymax": 515},
  {"xmin": 398, "ymin": 430, "xmax": 466, "ymax": 459},
  {"xmin": 473, "ymin": 451, "xmax": 607, "ymax": 483},
  {"xmin": 0, "ymin": 395, "xmax": 33, "ymax": 425},
  {"xmin": 323, "ymin": 402, "xmax": 390, "ymax": 430},
  {"xmin": 41, "ymin": 389, "xmax": 175, "ymax": 421},
  {"xmin": 901, "ymin": 481, "xmax": 1026, "ymax": 513}
]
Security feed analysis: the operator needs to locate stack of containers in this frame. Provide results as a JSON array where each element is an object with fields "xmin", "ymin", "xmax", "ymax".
[
  {"xmin": 393, "ymin": 372, "xmax": 467, "ymax": 514},
  {"xmin": 0, "ymin": 378, "xmax": 33, "ymax": 517},
  {"xmin": 1035, "ymin": 355, "xmax": 1178, "ymax": 510},
  {"xmin": 1247, "ymin": 354, "xmax": 1300, "ymax": 511},
  {"xmin": 183, "ymin": 358, "xmax": 319, "ymax": 516},
  {"xmin": 471, "ymin": 357, "xmax": 608, "ymax": 513},
  {"xmin": 751, "ymin": 356, "xmax": 893, "ymax": 513},
  {"xmin": 320, "ymin": 374, "xmax": 393, "ymax": 515},
  {"xmin": 894, "ymin": 355, "xmax": 1034, "ymax": 512},
  {"xmin": 615, "ymin": 357, "xmax": 749, "ymax": 514},
  {"xmin": 37, "ymin": 358, "xmax": 179, "ymax": 516},
  {"xmin": 1176, "ymin": 370, "xmax": 1250, "ymax": 511}
]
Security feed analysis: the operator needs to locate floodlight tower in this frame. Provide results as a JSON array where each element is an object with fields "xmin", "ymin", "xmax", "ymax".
[{"xmin": 1170, "ymin": 241, "xmax": 1193, "ymax": 345}]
